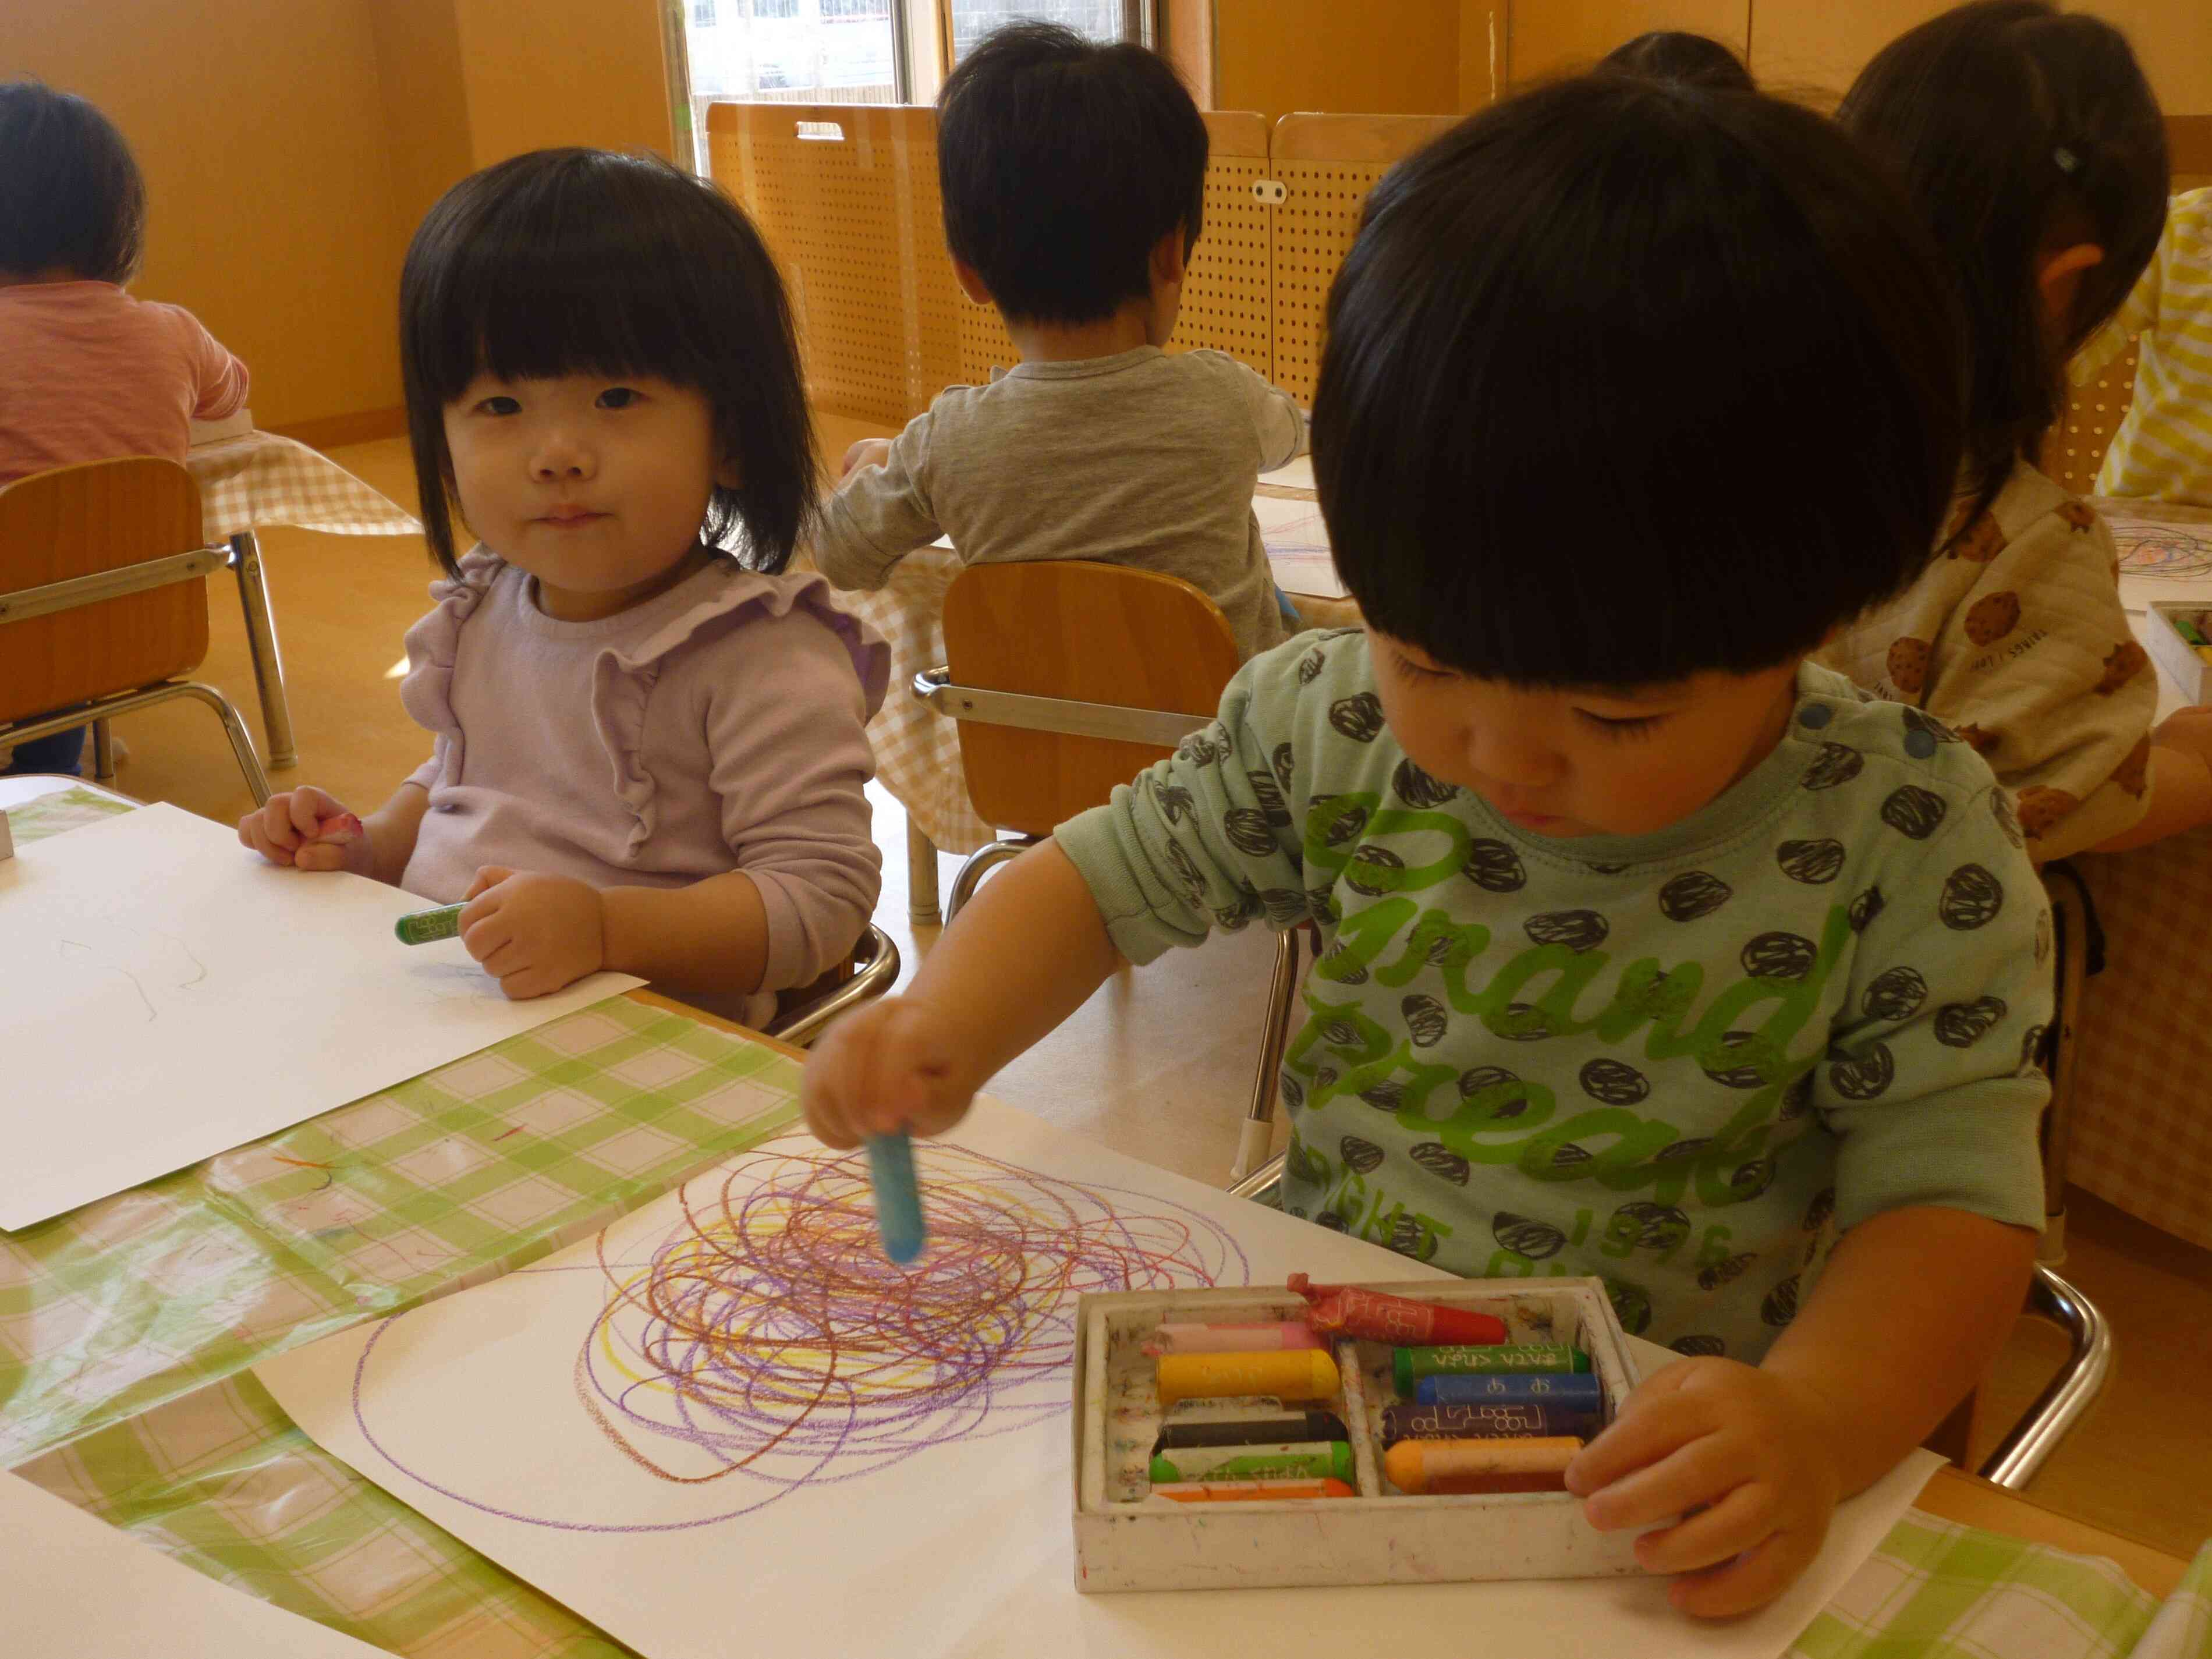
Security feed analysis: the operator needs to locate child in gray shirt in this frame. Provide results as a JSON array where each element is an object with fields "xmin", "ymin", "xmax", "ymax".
[{"xmin": 812, "ymin": 22, "xmax": 1303, "ymax": 660}]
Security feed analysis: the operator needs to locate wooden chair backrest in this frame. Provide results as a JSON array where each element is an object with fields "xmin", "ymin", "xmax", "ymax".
[
  {"xmin": 2045, "ymin": 115, "xmax": 2212, "ymax": 497},
  {"xmin": 941, "ymin": 560, "xmax": 1244, "ymax": 837},
  {"xmin": 0, "ymin": 457, "xmax": 209, "ymax": 725}
]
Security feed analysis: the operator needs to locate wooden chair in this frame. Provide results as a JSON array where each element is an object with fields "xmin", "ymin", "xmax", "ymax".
[
  {"xmin": 913, "ymin": 559, "xmax": 1304, "ymax": 1179},
  {"xmin": 0, "ymin": 458, "xmax": 268, "ymax": 804}
]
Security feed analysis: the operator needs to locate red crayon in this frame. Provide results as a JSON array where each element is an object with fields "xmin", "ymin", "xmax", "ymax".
[{"xmin": 1288, "ymin": 1274, "xmax": 1507, "ymax": 1346}]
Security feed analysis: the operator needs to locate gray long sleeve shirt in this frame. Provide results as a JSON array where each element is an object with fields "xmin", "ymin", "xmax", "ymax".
[{"xmin": 812, "ymin": 346, "xmax": 1304, "ymax": 658}]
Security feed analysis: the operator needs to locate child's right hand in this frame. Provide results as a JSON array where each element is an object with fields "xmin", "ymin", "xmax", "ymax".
[
  {"xmin": 237, "ymin": 786, "xmax": 371, "ymax": 874},
  {"xmin": 800, "ymin": 996, "xmax": 976, "ymax": 1149}
]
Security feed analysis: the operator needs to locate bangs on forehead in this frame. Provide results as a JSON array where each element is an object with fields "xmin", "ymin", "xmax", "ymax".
[{"xmin": 414, "ymin": 183, "xmax": 711, "ymax": 403}]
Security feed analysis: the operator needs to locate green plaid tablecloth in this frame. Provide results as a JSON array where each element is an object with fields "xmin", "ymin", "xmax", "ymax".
[
  {"xmin": 2, "ymin": 789, "xmax": 802, "ymax": 1465},
  {"xmin": 8, "ymin": 782, "xmax": 136, "ymax": 845},
  {"xmin": 14, "ymin": 1373, "xmax": 2211, "ymax": 1659},
  {"xmin": 0, "ymin": 995, "xmax": 802, "ymax": 1466},
  {"xmin": 8, "ymin": 787, "xmax": 2210, "ymax": 1658}
]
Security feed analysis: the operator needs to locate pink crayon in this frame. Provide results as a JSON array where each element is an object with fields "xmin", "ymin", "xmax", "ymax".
[
  {"xmin": 1144, "ymin": 1321, "xmax": 1329, "ymax": 1357},
  {"xmin": 314, "ymin": 812, "xmax": 365, "ymax": 845}
]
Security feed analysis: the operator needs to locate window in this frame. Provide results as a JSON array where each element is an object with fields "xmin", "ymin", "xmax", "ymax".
[
  {"xmin": 944, "ymin": 2, "xmax": 1136, "ymax": 65},
  {"xmin": 678, "ymin": 0, "xmax": 904, "ymax": 172}
]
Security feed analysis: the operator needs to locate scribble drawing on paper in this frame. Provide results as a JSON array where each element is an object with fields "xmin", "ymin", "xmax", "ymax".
[
  {"xmin": 2111, "ymin": 519, "xmax": 2212, "ymax": 577},
  {"xmin": 55, "ymin": 926, "xmax": 210, "ymax": 1022},
  {"xmin": 350, "ymin": 1140, "xmax": 1248, "ymax": 1530}
]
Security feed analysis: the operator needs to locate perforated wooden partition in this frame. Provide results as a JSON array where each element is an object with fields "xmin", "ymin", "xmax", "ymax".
[
  {"xmin": 1174, "ymin": 112, "xmax": 1275, "ymax": 375},
  {"xmin": 709, "ymin": 104, "xmax": 962, "ymax": 430},
  {"xmin": 952, "ymin": 111, "xmax": 1277, "ymax": 387},
  {"xmin": 713, "ymin": 102, "xmax": 1454, "ymax": 421},
  {"xmin": 2046, "ymin": 116, "xmax": 2212, "ymax": 497},
  {"xmin": 1267, "ymin": 114, "xmax": 1455, "ymax": 407}
]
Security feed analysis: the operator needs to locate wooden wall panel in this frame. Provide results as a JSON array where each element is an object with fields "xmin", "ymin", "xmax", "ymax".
[{"xmin": 1510, "ymin": 0, "xmax": 1750, "ymax": 84}]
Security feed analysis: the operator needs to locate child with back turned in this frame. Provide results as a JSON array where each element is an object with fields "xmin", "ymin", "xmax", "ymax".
[
  {"xmin": 0, "ymin": 81, "xmax": 250, "ymax": 778},
  {"xmin": 240, "ymin": 150, "xmax": 885, "ymax": 1029},
  {"xmin": 804, "ymin": 76, "xmax": 2050, "ymax": 1616},
  {"xmin": 1820, "ymin": 2, "xmax": 2204, "ymax": 853},
  {"xmin": 812, "ymin": 22, "xmax": 1303, "ymax": 660}
]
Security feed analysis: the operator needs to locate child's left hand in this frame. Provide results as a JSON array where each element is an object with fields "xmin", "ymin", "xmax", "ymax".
[
  {"xmin": 840, "ymin": 437, "xmax": 892, "ymax": 478},
  {"xmin": 1566, "ymin": 1356, "xmax": 1844, "ymax": 1618},
  {"xmin": 459, "ymin": 867, "xmax": 606, "ymax": 999}
]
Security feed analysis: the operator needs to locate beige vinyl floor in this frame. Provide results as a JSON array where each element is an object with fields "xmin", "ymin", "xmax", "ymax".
[{"xmin": 50, "ymin": 427, "xmax": 2212, "ymax": 1562}]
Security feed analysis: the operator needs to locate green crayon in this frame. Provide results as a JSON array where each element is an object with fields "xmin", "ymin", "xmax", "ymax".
[
  {"xmin": 394, "ymin": 902, "xmax": 466, "ymax": 946},
  {"xmin": 1394, "ymin": 1343, "xmax": 1590, "ymax": 1396},
  {"xmin": 1148, "ymin": 1440, "xmax": 1355, "ymax": 1486}
]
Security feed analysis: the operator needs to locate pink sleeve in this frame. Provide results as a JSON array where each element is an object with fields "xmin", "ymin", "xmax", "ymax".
[
  {"xmin": 706, "ymin": 611, "xmax": 883, "ymax": 991},
  {"xmin": 154, "ymin": 304, "xmax": 250, "ymax": 420}
]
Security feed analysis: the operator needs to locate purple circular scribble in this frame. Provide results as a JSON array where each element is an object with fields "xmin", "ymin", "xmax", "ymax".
[{"xmin": 350, "ymin": 1142, "xmax": 1247, "ymax": 1530}]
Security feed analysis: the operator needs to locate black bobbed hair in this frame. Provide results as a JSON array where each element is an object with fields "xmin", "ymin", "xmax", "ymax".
[
  {"xmin": 1313, "ymin": 73, "xmax": 1966, "ymax": 689},
  {"xmin": 400, "ymin": 147, "xmax": 816, "ymax": 578}
]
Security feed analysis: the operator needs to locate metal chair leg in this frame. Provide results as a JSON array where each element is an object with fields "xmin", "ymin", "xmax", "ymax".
[
  {"xmin": 91, "ymin": 718, "xmax": 115, "ymax": 785},
  {"xmin": 1978, "ymin": 1264, "xmax": 2112, "ymax": 1491},
  {"xmin": 906, "ymin": 818, "xmax": 942, "ymax": 927},
  {"xmin": 946, "ymin": 839, "xmax": 1027, "ymax": 921},
  {"xmin": 1232, "ymin": 927, "xmax": 1303, "ymax": 1181},
  {"xmin": 228, "ymin": 531, "xmax": 299, "ymax": 771}
]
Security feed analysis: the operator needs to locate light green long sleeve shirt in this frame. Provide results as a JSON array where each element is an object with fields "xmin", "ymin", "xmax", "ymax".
[{"xmin": 1057, "ymin": 630, "xmax": 2051, "ymax": 1362}]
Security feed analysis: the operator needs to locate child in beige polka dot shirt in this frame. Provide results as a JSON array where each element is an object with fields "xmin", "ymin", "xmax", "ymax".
[{"xmin": 1818, "ymin": 4, "xmax": 2211, "ymax": 857}]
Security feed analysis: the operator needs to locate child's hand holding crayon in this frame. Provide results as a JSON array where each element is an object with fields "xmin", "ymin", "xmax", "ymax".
[
  {"xmin": 237, "ymin": 786, "xmax": 370, "ymax": 875},
  {"xmin": 802, "ymin": 995, "xmax": 979, "ymax": 1149},
  {"xmin": 1567, "ymin": 1356, "xmax": 1842, "ymax": 1618},
  {"xmin": 456, "ymin": 866, "xmax": 607, "ymax": 1001}
]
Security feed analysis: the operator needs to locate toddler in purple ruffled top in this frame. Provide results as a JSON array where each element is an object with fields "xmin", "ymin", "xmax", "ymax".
[{"xmin": 239, "ymin": 148, "xmax": 885, "ymax": 1030}]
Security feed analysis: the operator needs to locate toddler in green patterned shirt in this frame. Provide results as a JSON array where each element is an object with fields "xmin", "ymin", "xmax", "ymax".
[{"xmin": 804, "ymin": 72, "xmax": 2048, "ymax": 1618}]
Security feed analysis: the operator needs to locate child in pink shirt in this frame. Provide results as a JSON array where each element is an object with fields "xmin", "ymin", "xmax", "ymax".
[
  {"xmin": 0, "ymin": 82, "xmax": 250, "ymax": 776},
  {"xmin": 239, "ymin": 149, "xmax": 886, "ymax": 1029}
]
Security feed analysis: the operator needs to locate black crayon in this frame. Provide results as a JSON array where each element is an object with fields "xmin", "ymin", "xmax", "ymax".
[{"xmin": 1152, "ymin": 1411, "xmax": 1351, "ymax": 1453}]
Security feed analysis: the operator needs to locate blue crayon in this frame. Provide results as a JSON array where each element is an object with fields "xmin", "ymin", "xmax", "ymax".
[
  {"xmin": 1413, "ymin": 1372, "xmax": 1605, "ymax": 1411},
  {"xmin": 866, "ymin": 1132, "xmax": 927, "ymax": 1264}
]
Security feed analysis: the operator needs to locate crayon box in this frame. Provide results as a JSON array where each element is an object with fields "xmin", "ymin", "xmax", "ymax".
[
  {"xmin": 2145, "ymin": 602, "xmax": 2212, "ymax": 703},
  {"xmin": 1072, "ymin": 1275, "xmax": 1645, "ymax": 1593}
]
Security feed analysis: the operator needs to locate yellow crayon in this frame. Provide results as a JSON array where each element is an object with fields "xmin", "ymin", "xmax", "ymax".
[
  {"xmin": 1383, "ymin": 1435, "xmax": 1582, "ymax": 1494},
  {"xmin": 1155, "ymin": 1349, "xmax": 1341, "ymax": 1406}
]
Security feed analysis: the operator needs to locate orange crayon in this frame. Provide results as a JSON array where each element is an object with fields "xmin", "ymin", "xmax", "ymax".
[
  {"xmin": 1151, "ymin": 1477, "xmax": 1357, "ymax": 1503},
  {"xmin": 1383, "ymin": 1437, "xmax": 1581, "ymax": 1495},
  {"xmin": 1156, "ymin": 1349, "xmax": 1340, "ymax": 1406}
]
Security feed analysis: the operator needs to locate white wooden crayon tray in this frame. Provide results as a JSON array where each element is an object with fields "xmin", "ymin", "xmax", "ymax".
[{"xmin": 1072, "ymin": 1277, "xmax": 1648, "ymax": 1592}]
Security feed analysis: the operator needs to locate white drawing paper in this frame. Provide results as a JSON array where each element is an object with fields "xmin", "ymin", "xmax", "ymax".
[
  {"xmin": 257, "ymin": 1095, "xmax": 1939, "ymax": 1659},
  {"xmin": 1254, "ymin": 492, "xmax": 1345, "ymax": 598},
  {"xmin": 0, "ymin": 1470, "xmax": 392, "ymax": 1657},
  {"xmin": 0, "ymin": 802, "xmax": 642, "ymax": 1229}
]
